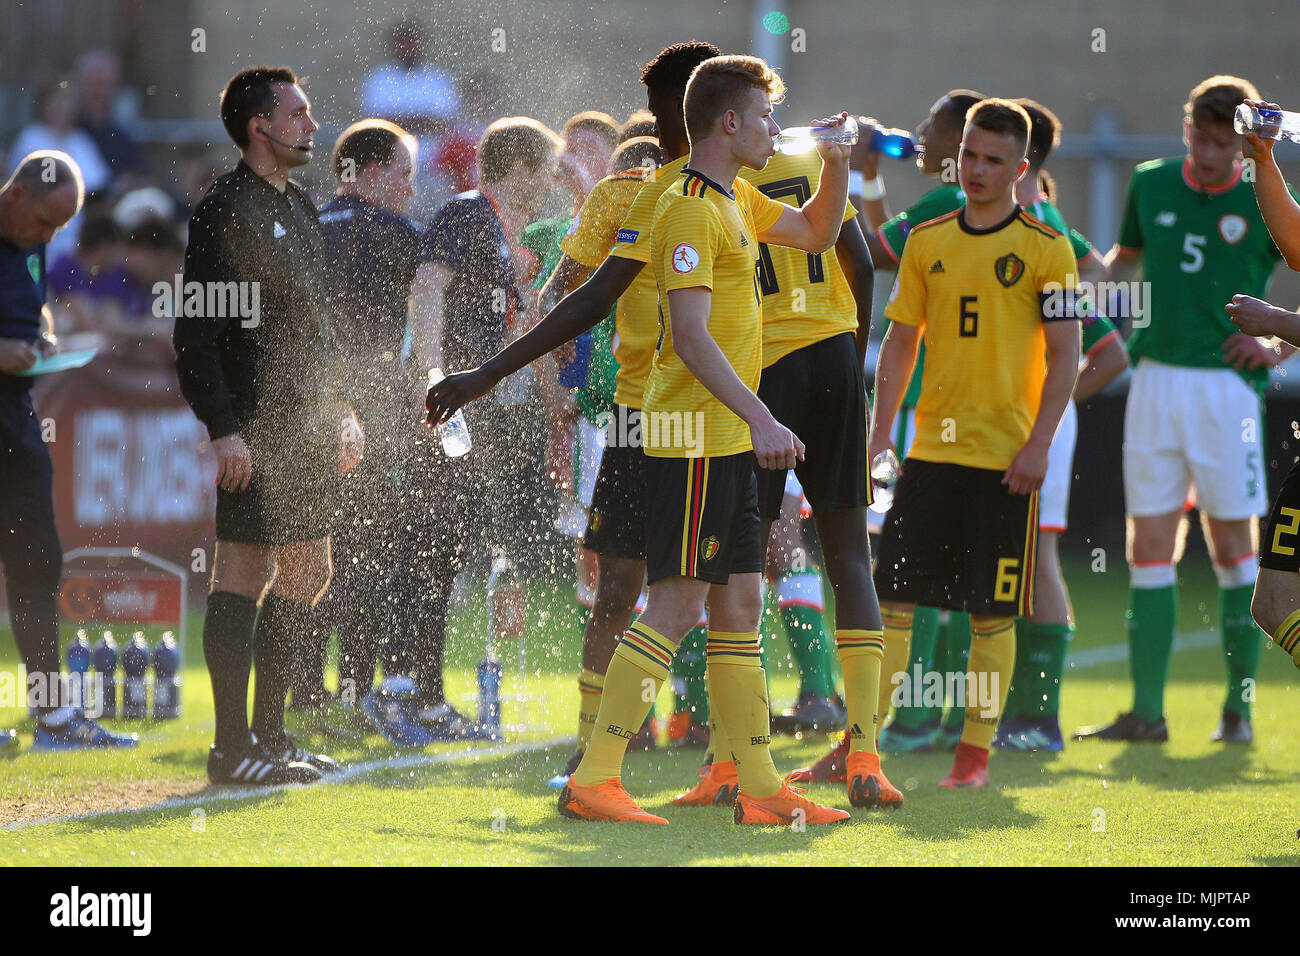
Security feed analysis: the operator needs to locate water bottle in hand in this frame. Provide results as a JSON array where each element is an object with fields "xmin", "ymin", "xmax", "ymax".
[
  {"xmin": 426, "ymin": 367, "xmax": 472, "ymax": 457},
  {"xmin": 869, "ymin": 449, "xmax": 901, "ymax": 513},
  {"xmin": 774, "ymin": 116, "xmax": 859, "ymax": 155},
  {"xmin": 1235, "ymin": 103, "xmax": 1300, "ymax": 144}
]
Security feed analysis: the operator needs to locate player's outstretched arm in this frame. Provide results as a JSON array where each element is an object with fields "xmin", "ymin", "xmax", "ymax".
[
  {"xmin": 1226, "ymin": 294, "xmax": 1300, "ymax": 350},
  {"xmin": 1074, "ymin": 332, "xmax": 1129, "ymax": 402},
  {"xmin": 667, "ymin": 286, "xmax": 803, "ymax": 470},
  {"xmin": 833, "ymin": 217, "xmax": 875, "ymax": 365},
  {"xmin": 1243, "ymin": 100, "xmax": 1300, "ymax": 270},
  {"xmin": 425, "ymin": 254, "xmax": 642, "ymax": 425},
  {"xmin": 869, "ymin": 320, "xmax": 921, "ymax": 462},
  {"xmin": 1004, "ymin": 319, "xmax": 1080, "ymax": 494}
]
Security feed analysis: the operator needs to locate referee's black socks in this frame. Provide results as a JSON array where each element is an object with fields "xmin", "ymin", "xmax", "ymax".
[
  {"xmin": 251, "ymin": 593, "xmax": 310, "ymax": 747},
  {"xmin": 203, "ymin": 591, "xmax": 259, "ymax": 752}
]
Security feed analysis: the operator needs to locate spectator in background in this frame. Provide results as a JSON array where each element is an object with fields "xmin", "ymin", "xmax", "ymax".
[
  {"xmin": 118, "ymin": 217, "xmax": 184, "ymax": 348},
  {"xmin": 45, "ymin": 209, "xmax": 125, "ymax": 335},
  {"xmin": 75, "ymin": 50, "xmax": 146, "ymax": 186},
  {"xmin": 362, "ymin": 19, "xmax": 461, "ymax": 217},
  {"xmin": 10, "ymin": 80, "xmax": 113, "ymax": 262}
]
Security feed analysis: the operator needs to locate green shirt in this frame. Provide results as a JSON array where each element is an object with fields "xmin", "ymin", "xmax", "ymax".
[
  {"xmin": 520, "ymin": 217, "xmax": 619, "ymax": 421},
  {"xmin": 1117, "ymin": 156, "xmax": 1288, "ymax": 392},
  {"xmin": 1025, "ymin": 197, "xmax": 1093, "ymax": 261}
]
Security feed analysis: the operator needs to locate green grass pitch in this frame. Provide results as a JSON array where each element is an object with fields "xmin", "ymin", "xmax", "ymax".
[{"xmin": 2, "ymin": 553, "xmax": 1298, "ymax": 866}]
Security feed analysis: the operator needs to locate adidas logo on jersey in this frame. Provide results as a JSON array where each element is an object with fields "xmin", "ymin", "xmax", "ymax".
[{"xmin": 929, "ymin": 260, "xmax": 945, "ymax": 273}]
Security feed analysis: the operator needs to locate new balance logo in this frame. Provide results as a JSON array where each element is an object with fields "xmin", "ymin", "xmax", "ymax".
[{"xmin": 929, "ymin": 260, "xmax": 945, "ymax": 273}]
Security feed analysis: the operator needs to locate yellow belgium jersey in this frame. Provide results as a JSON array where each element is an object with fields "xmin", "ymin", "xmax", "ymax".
[
  {"xmin": 737, "ymin": 152, "xmax": 859, "ymax": 367},
  {"xmin": 883, "ymin": 205, "xmax": 1078, "ymax": 470},
  {"xmin": 561, "ymin": 164, "xmax": 660, "ymax": 409},
  {"xmin": 643, "ymin": 168, "xmax": 785, "ymax": 458},
  {"xmin": 586, "ymin": 155, "xmax": 689, "ymax": 409}
]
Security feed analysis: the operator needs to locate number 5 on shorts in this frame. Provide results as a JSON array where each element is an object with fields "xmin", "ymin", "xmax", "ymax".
[
  {"xmin": 994, "ymin": 557, "xmax": 1020, "ymax": 603},
  {"xmin": 1271, "ymin": 506, "xmax": 1300, "ymax": 557}
]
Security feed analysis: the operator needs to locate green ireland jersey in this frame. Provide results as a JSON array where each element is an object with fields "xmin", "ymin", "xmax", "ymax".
[{"xmin": 1117, "ymin": 156, "xmax": 1291, "ymax": 392}]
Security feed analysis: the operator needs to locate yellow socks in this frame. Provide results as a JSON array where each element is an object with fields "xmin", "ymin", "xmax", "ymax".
[
  {"xmin": 1273, "ymin": 608, "xmax": 1300, "ymax": 666},
  {"xmin": 576, "ymin": 668, "xmax": 604, "ymax": 751},
  {"xmin": 571, "ymin": 622, "xmax": 677, "ymax": 786},
  {"xmin": 836, "ymin": 628, "xmax": 885, "ymax": 754},
  {"xmin": 962, "ymin": 617, "xmax": 1016, "ymax": 750},
  {"xmin": 706, "ymin": 631, "xmax": 783, "ymax": 798},
  {"xmin": 878, "ymin": 607, "xmax": 914, "ymax": 728}
]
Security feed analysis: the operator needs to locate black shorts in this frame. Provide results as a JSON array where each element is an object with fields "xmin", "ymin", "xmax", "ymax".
[
  {"xmin": 215, "ymin": 421, "xmax": 338, "ymax": 545},
  {"xmin": 873, "ymin": 458, "xmax": 1039, "ymax": 615},
  {"xmin": 1260, "ymin": 457, "xmax": 1300, "ymax": 572},
  {"xmin": 644, "ymin": 451, "xmax": 763, "ymax": 585},
  {"xmin": 583, "ymin": 407, "xmax": 647, "ymax": 560},
  {"xmin": 756, "ymin": 332, "xmax": 869, "ymax": 521}
]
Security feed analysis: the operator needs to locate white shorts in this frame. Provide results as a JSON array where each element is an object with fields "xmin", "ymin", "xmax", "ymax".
[
  {"xmin": 576, "ymin": 416, "xmax": 604, "ymax": 509},
  {"xmin": 867, "ymin": 404, "xmax": 918, "ymax": 533},
  {"xmin": 1039, "ymin": 400, "xmax": 1078, "ymax": 533},
  {"xmin": 1123, "ymin": 359, "xmax": 1266, "ymax": 520}
]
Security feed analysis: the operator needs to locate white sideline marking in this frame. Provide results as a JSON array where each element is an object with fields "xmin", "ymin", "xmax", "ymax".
[
  {"xmin": 2, "ymin": 736, "xmax": 574, "ymax": 831},
  {"xmin": 3, "ymin": 628, "xmax": 1229, "ymax": 832}
]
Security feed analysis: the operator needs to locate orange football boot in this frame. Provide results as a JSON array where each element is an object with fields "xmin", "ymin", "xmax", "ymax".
[
  {"xmin": 846, "ymin": 751, "xmax": 904, "ymax": 809},
  {"xmin": 673, "ymin": 760, "xmax": 739, "ymax": 806},
  {"xmin": 733, "ymin": 783, "xmax": 850, "ymax": 825},
  {"xmin": 785, "ymin": 732, "xmax": 849, "ymax": 784},
  {"xmin": 558, "ymin": 779, "xmax": 669, "ymax": 824}
]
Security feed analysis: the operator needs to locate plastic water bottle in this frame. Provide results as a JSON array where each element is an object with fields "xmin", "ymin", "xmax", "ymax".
[
  {"xmin": 477, "ymin": 653, "xmax": 502, "ymax": 734},
  {"xmin": 91, "ymin": 631, "xmax": 118, "ymax": 719},
  {"xmin": 869, "ymin": 124, "xmax": 921, "ymax": 159},
  {"xmin": 66, "ymin": 631, "xmax": 91, "ymax": 712},
  {"xmin": 1234, "ymin": 104, "xmax": 1300, "ymax": 144},
  {"xmin": 774, "ymin": 115, "xmax": 859, "ymax": 155},
  {"xmin": 152, "ymin": 632, "xmax": 181, "ymax": 719},
  {"xmin": 869, "ymin": 448, "xmax": 901, "ymax": 513},
  {"xmin": 121, "ymin": 632, "xmax": 150, "ymax": 719},
  {"xmin": 426, "ymin": 367, "xmax": 472, "ymax": 457}
]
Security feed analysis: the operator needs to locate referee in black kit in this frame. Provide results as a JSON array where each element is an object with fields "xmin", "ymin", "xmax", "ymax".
[
  {"xmin": 174, "ymin": 67, "xmax": 363, "ymax": 785},
  {"xmin": 0, "ymin": 151, "xmax": 137, "ymax": 750}
]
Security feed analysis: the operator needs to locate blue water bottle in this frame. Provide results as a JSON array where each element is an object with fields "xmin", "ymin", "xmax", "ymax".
[
  {"xmin": 477, "ymin": 652, "xmax": 502, "ymax": 736},
  {"xmin": 66, "ymin": 630, "xmax": 91, "ymax": 712},
  {"xmin": 91, "ymin": 631, "xmax": 118, "ymax": 718},
  {"xmin": 121, "ymin": 632, "xmax": 150, "ymax": 719},
  {"xmin": 869, "ymin": 125, "xmax": 920, "ymax": 159},
  {"xmin": 152, "ymin": 632, "xmax": 181, "ymax": 719}
]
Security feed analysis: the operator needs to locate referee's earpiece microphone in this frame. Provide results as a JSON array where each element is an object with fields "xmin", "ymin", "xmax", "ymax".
[{"xmin": 258, "ymin": 125, "xmax": 310, "ymax": 152}]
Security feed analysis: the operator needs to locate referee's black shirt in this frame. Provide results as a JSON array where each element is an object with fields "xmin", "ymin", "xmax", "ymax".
[{"xmin": 174, "ymin": 161, "xmax": 342, "ymax": 443}]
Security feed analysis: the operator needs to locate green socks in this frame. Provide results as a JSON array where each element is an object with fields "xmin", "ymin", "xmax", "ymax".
[
  {"xmin": 1127, "ymin": 565, "xmax": 1178, "ymax": 724},
  {"xmin": 1007, "ymin": 620, "xmax": 1073, "ymax": 718}
]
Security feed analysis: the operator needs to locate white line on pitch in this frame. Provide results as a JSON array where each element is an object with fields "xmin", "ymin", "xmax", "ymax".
[
  {"xmin": 2, "ymin": 735, "xmax": 574, "ymax": 832},
  {"xmin": 1067, "ymin": 629, "xmax": 1218, "ymax": 669}
]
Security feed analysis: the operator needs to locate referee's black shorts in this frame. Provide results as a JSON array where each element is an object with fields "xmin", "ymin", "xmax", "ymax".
[
  {"xmin": 643, "ymin": 451, "xmax": 763, "ymax": 586},
  {"xmin": 582, "ymin": 406, "xmax": 647, "ymax": 560},
  {"xmin": 755, "ymin": 332, "xmax": 869, "ymax": 521},
  {"xmin": 873, "ymin": 458, "xmax": 1038, "ymax": 616},
  {"xmin": 215, "ymin": 418, "xmax": 338, "ymax": 545}
]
